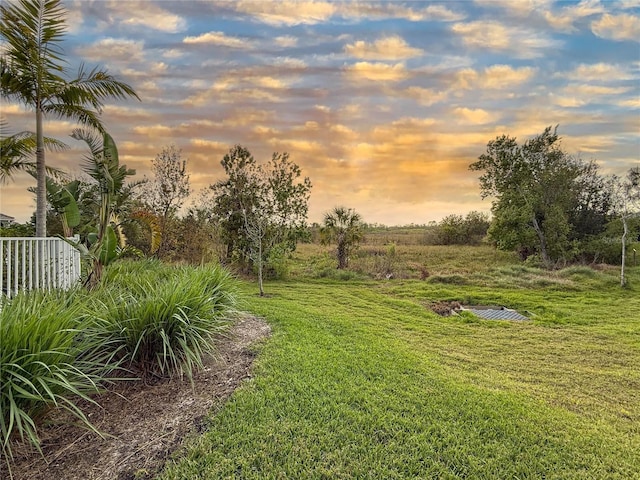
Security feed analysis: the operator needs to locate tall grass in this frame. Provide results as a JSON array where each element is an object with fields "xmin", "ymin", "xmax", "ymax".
[
  {"xmin": 1, "ymin": 260, "xmax": 239, "ymax": 471},
  {"xmin": 89, "ymin": 263, "xmax": 238, "ymax": 379},
  {"xmin": 0, "ymin": 290, "xmax": 106, "ymax": 464}
]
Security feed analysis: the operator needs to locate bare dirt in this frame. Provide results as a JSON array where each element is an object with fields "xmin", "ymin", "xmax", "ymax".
[{"xmin": 3, "ymin": 314, "xmax": 271, "ymax": 480}]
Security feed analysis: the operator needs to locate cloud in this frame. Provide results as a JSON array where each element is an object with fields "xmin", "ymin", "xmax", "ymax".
[
  {"xmin": 404, "ymin": 87, "xmax": 449, "ymax": 106},
  {"xmin": 556, "ymin": 63, "xmax": 634, "ymax": 81},
  {"xmin": 101, "ymin": 0, "xmax": 186, "ymax": 33},
  {"xmin": 344, "ymin": 62, "xmax": 409, "ymax": 82},
  {"xmin": 543, "ymin": 0, "xmax": 604, "ymax": 31},
  {"xmin": 360, "ymin": 3, "xmax": 465, "ymax": 22},
  {"xmin": 75, "ymin": 38, "xmax": 145, "ymax": 63},
  {"xmin": 183, "ymin": 31, "xmax": 253, "ymax": 49},
  {"xmin": 344, "ymin": 35, "xmax": 423, "ymax": 60},
  {"xmin": 190, "ymin": 138, "xmax": 229, "ymax": 150},
  {"xmin": 234, "ymin": 0, "xmax": 336, "ymax": 26},
  {"xmin": 231, "ymin": 0, "xmax": 464, "ymax": 25},
  {"xmin": 617, "ymin": 98, "xmax": 640, "ymax": 108},
  {"xmin": 451, "ymin": 20, "xmax": 561, "ymax": 58},
  {"xmin": 568, "ymin": 84, "xmax": 631, "ymax": 96},
  {"xmin": 275, "ymin": 36, "xmax": 298, "ymax": 48},
  {"xmin": 132, "ymin": 124, "xmax": 174, "ymax": 137},
  {"xmin": 453, "ymin": 107, "xmax": 500, "ymax": 125},
  {"xmin": 592, "ymin": 13, "xmax": 640, "ymax": 41},
  {"xmin": 454, "ymin": 65, "xmax": 537, "ymax": 90}
]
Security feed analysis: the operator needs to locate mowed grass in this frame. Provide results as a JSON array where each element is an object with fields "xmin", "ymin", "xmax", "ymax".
[{"xmin": 161, "ymin": 249, "xmax": 640, "ymax": 479}]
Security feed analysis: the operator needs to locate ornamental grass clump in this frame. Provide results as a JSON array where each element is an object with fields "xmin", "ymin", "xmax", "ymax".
[
  {"xmin": 0, "ymin": 290, "xmax": 108, "ymax": 463},
  {"xmin": 91, "ymin": 264, "xmax": 237, "ymax": 379}
]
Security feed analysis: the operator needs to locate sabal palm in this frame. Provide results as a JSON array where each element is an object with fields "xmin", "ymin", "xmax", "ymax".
[
  {"xmin": 0, "ymin": 0, "xmax": 138, "ymax": 236},
  {"xmin": 322, "ymin": 206, "xmax": 364, "ymax": 269}
]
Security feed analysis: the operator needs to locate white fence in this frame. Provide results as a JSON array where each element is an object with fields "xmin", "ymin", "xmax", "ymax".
[{"xmin": 1, "ymin": 237, "xmax": 81, "ymax": 298}]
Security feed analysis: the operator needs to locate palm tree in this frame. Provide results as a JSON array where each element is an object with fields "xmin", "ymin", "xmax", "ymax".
[
  {"xmin": 1, "ymin": 0, "xmax": 139, "ymax": 236},
  {"xmin": 1, "ymin": 119, "xmax": 66, "ymax": 183},
  {"xmin": 321, "ymin": 206, "xmax": 364, "ymax": 269}
]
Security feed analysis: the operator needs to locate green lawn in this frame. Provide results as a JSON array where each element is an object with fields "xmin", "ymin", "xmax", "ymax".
[{"xmin": 161, "ymin": 264, "xmax": 640, "ymax": 479}]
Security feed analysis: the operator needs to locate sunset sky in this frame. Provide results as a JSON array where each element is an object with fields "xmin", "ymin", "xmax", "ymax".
[{"xmin": 1, "ymin": 0, "xmax": 639, "ymax": 226}]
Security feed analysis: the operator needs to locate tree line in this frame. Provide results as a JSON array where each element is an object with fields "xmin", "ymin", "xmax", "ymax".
[
  {"xmin": 470, "ymin": 125, "xmax": 639, "ymax": 284},
  {"xmin": 2, "ymin": 1, "xmax": 638, "ymax": 290}
]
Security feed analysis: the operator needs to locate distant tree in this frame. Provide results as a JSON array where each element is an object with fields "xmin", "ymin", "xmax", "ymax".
[
  {"xmin": 611, "ymin": 167, "xmax": 640, "ymax": 286},
  {"xmin": 321, "ymin": 206, "xmax": 364, "ymax": 269},
  {"xmin": 240, "ymin": 151, "xmax": 312, "ymax": 294},
  {"xmin": 1, "ymin": 0, "xmax": 139, "ymax": 236},
  {"xmin": 140, "ymin": 144, "xmax": 191, "ymax": 258},
  {"xmin": 0, "ymin": 220, "xmax": 34, "ymax": 237},
  {"xmin": 432, "ymin": 211, "xmax": 490, "ymax": 245},
  {"xmin": 171, "ymin": 205, "xmax": 222, "ymax": 264},
  {"xmin": 210, "ymin": 146, "xmax": 312, "ymax": 283},
  {"xmin": 210, "ymin": 145, "xmax": 259, "ymax": 262},
  {"xmin": 470, "ymin": 126, "xmax": 610, "ymax": 268}
]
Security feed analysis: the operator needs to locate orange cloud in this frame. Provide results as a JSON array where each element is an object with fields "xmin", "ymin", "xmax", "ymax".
[
  {"xmin": 344, "ymin": 35, "xmax": 423, "ymax": 60},
  {"xmin": 345, "ymin": 62, "xmax": 409, "ymax": 82},
  {"xmin": 453, "ymin": 107, "xmax": 500, "ymax": 125},
  {"xmin": 592, "ymin": 13, "xmax": 640, "ymax": 41},
  {"xmin": 234, "ymin": 0, "xmax": 336, "ymax": 26}
]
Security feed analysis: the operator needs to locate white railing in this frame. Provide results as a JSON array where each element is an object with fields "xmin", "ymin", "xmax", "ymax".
[{"xmin": 1, "ymin": 237, "xmax": 81, "ymax": 298}]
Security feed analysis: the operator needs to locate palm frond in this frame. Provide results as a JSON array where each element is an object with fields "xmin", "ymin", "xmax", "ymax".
[
  {"xmin": 66, "ymin": 64, "xmax": 140, "ymax": 105},
  {"xmin": 0, "ymin": 119, "xmax": 68, "ymax": 182},
  {"xmin": 44, "ymin": 102, "xmax": 104, "ymax": 132}
]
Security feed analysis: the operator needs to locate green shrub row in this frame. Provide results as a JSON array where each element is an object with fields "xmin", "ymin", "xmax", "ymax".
[{"xmin": 1, "ymin": 260, "xmax": 237, "ymax": 464}]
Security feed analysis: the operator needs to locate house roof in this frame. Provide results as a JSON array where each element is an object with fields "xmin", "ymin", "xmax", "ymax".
[{"xmin": 0, "ymin": 213, "xmax": 16, "ymax": 222}]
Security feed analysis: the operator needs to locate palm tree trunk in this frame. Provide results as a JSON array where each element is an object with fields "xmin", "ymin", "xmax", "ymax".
[{"xmin": 35, "ymin": 106, "xmax": 47, "ymax": 237}]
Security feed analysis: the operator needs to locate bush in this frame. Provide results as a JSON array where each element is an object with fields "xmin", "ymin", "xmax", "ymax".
[
  {"xmin": 0, "ymin": 290, "xmax": 107, "ymax": 461},
  {"xmin": 89, "ymin": 264, "xmax": 237, "ymax": 379}
]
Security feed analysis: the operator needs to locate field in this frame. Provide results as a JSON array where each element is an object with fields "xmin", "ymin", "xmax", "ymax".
[{"xmin": 159, "ymin": 244, "xmax": 640, "ymax": 479}]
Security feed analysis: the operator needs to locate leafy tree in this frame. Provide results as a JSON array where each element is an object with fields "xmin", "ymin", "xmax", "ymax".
[
  {"xmin": 0, "ymin": 0, "xmax": 138, "ymax": 236},
  {"xmin": 140, "ymin": 144, "xmax": 191, "ymax": 258},
  {"xmin": 470, "ymin": 126, "xmax": 610, "ymax": 268},
  {"xmin": 432, "ymin": 211, "xmax": 490, "ymax": 245},
  {"xmin": 321, "ymin": 206, "xmax": 364, "ymax": 269},
  {"xmin": 210, "ymin": 146, "xmax": 312, "ymax": 273},
  {"xmin": 210, "ymin": 145, "xmax": 259, "ymax": 262}
]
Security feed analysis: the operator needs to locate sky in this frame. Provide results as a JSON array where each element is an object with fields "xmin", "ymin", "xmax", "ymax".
[{"xmin": 1, "ymin": 0, "xmax": 639, "ymax": 226}]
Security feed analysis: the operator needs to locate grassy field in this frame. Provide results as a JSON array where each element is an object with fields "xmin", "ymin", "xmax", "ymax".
[{"xmin": 161, "ymin": 246, "xmax": 640, "ymax": 479}]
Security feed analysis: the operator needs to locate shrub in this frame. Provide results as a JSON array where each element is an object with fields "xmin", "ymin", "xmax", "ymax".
[
  {"xmin": 0, "ymin": 290, "xmax": 107, "ymax": 462},
  {"xmin": 89, "ymin": 264, "xmax": 237, "ymax": 379}
]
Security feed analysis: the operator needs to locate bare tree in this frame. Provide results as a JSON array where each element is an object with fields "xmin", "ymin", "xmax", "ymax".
[
  {"xmin": 142, "ymin": 145, "xmax": 191, "ymax": 257},
  {"xmin": 611, "ymin": 167, "xmax": 640, "ymax": 287}
]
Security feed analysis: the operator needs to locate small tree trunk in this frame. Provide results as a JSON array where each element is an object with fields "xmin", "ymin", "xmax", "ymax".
[
  {"xmin": 621, "ymin": 215, "xmax": 628, "ymax": 287},
  {"xmin": 257, "ymin": 240, "xmax": 264, "ymax": 296},
  {"xmin": 532, "ymin": 215, "xmax": 551, "ymax": 268}
]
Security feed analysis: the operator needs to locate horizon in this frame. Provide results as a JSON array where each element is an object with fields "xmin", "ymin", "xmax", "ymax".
[{"xmin": 1, "ymin": 0, "xmax": 639, "ymax": 226}]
